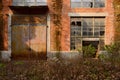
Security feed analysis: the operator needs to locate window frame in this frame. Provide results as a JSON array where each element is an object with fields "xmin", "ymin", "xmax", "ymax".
[
  {"xmin": 71, "ymin": 0, "xmax": 105, "ymax": 8},
  {"xmin": 70, "ymin": 17, "xmax": 105, "ymax": 50},
  {"xmin": 12, "ymin": 0, "xmax": 47, "ymax": 6}
]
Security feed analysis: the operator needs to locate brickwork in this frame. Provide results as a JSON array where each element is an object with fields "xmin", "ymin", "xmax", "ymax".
[{"xmin": 2, "ymin": 0, "xmax": 114, "ymax": 52}]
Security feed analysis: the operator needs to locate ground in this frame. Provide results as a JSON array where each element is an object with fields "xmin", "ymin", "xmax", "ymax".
[{"xmin": 0, "ymin": 58, "xmax": 120, "ymax": 80}]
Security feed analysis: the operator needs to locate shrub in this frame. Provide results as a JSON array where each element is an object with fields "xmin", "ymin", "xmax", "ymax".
[
  {"xmin": 79, "ymin": 45, "xmax": 96, "ymax": 58},
  {"xmin": 104, "ymin": 42, "xmax": 120, "ymax": 65},
  {"xmin": 98, "ymin": 51, "xmax": 109, "ymax": 61}
]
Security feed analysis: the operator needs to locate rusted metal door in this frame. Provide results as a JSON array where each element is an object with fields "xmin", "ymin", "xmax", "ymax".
[{"xmin": 11, "ymin": 15, "xmax": 47, "ymax": 59}]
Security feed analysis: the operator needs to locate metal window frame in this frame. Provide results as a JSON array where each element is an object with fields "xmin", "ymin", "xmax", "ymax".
[
  {"xmin": 70, "ymin": 17, "xmax": 105, "ymax": 50},
  {"xmin": 12, "ymin": 0, "xmax": 47, "ymax": 6},
  {"xmin": 71, "ymin": 0, "xmax": 105, "ymax": 8}
]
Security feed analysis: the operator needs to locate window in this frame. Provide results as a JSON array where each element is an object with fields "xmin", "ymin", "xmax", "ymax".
[
  {"xmin": 70, "ymin": 17, "xmax": 105, "ymax": 50},
  {"xmin": 12, "ymin": 0, "xmax": 47, "ymax": 6},
  {"xmin": 71, "ymin": 0, "xmax": 105, "ymax": 8}
]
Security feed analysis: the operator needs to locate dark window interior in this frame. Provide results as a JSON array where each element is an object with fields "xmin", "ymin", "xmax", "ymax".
[{"xmin": 82, "ymin": 41, "xmax": 99, "ymax": 49}]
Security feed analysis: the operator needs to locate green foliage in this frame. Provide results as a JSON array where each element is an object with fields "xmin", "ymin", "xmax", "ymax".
[
  {"xmin": 113, "ymin": 0, "xmax": 120, "ymax": 41},
  {"xmin": 98, "ymin": 52, "xmax": 109, "ymax": 61},
  {"xmin": 52, "ymin": 0, "xmax": 63, "ymax": 51},
  {"xmin": 14, "ymin": 61, "xmax": 24, "ymax": 65},
  {"xmin": 104, "ymin": 42, "xmax": 120, "ymax": 56},
  {"xmin": 82, "ymin": 45, "xmax": 96, "ymax": 58},
  {"xmin": 0, "ymin": 63, "xmax": 6, "ymax": 68},
  {"xmin": 104, "ymin": 42, "xmax": 120, "ymax": 65}
]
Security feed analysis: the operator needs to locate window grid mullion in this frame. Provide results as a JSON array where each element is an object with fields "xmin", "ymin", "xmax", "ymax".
[
  {"xmin": 93, "ymin": 0, "xmax": 95, "ymax": 8},
  {"xmin": 93, "ymin": 17, "xmax": 95, "ymax": 37}
]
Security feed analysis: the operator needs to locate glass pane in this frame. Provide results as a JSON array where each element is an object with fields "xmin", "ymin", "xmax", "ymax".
[
  {"xmin": 83, "ymin": 27, "xmax": 87, "ymax": 31},
  {"xmin": 76, "ymin": 21, "xmax": 81, "ymax": 26},
  {"xmin": 88, "ymin": 28, "xmax": 93, "ymax": 31},
  {"xmin": 94, "ymin": 32, "xmax": 99, "ymax": 37},
  {"xmin": 71, "ymin": 2, "xmax": 81, "ymax": 8},
  {"xmin": 88, "ymin": 32, "xmax": 93, "ymax": 36},
  {"xmin": 94, "ymin": 0, "xmax": 105, "ymax": 8},
  {"xmin": 71, "ymin": 37, "xmax": 75, "ymax": 42},
  {"xmin": 83, "ymin": 18, "xmax": 93, "ymax": 27},
  {"xmin": 100, "ymin": 31, "xmax": 105, "ymax": 36},
  {"xmin": 36, "ymin": 0, "xmax": 47, "ymax": 5},
  {"xmin": 70, "ymin": 37, "xmax": 76, "ymax": 50},
  {"xmin": 13, "ymin": 0, "xmax": 24, "ymax": 6},
  {"xmin": 94, "ymin": 18, "xmax": 105, "ymax": 27},
  {"xmin": 94, "ymin": 27, "xmax": 100, "ymax": 31},
  {"xmin": 71, "ymin": 0, "xmax": 82, "ymax": 2},
  {"xmin": 13, "ymin": 0, "xmax": 24, "ymax": 2},
  {"xmin": 100, "ymin": 27, "xmax": 104, "ymax": 31},
  {"xmin": 94, "ymin": 21, "xmax": 99, "ymax": 27},
  {"xmin": 71, "ymin": 21, "xmax": 76, "ymax": 26},
  {"xmin": 83, "ymin": 32, "xmax": 87, "ymax": 36},
  {"xmin": 25, "ymin": 0, "xmax": 34, "ymax": 2},
  {"xmin": 37, "ymin": 0, "xmax": 47, "ymax": 2},
  {"xmin": 76, "ymin": 31, "xmax": 81, "ymax": 36},
  {"xmin": 82, "ymin": 0, "xmax": 93, "ymax": 8},
  {"xmin": 71, "ymin": 31, "xmax": 75, "ymax": 36}
]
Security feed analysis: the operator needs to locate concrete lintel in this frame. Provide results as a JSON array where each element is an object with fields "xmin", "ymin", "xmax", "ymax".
[
  {"xmin": 82, "ymin": 38, "xmax": 100, "ymax": 41},
  {"xmin": 68, "ymin": 12, "xmax": 108, "ymax": 17}
]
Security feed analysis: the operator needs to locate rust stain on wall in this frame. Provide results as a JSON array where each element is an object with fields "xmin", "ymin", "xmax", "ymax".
[{"xmin": 11, "ymin": 15, "xmax": 47, "ymax": 59}]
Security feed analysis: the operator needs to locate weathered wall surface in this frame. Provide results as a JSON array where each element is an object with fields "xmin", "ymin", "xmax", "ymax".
[
  {"xmin": 49, "ymin": 0, "xmax": 114, "ymax": 51},
  {"xmin": 2, "ymin": 0, "xmax": 114, "ymax": 52},
  {"xmin": 114, "ymin": 0, "xmax": 120, "ymax": 42},
  {"xmin": 2, "ymin": 0, "xmax": 12, "ymax": 50}
]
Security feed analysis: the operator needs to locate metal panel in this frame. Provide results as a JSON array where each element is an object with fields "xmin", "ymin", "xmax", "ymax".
[
  {"xmin": 29, "ymin": 25, "xmax": 46, "ymax": 56},
  {"xmin": 12, "ymin": 25, "xmax": 30, "ymax": 55},
  {"xmin": 11, "ymin": 15, "xmax": 47, "ymax": 59}
]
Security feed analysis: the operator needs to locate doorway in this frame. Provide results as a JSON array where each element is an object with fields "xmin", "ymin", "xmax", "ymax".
[
  {"xmin": 82, "ymin": 41, "xmax": 99, "ymax": 49},
  {"xmin": 11, "ymin": 15, "xmax": 47, "ymax": 59}
]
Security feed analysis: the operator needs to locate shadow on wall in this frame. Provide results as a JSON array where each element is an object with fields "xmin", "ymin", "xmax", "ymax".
[
  {"xmin": 11, "ymin": 14, "xmax": 47, "ymax": 60},
  {"xmin": 0, "ymin": 15, "xmax": 4, "ymax": 50},
  {"xmin": 0, "ymin": 0, "xmax": 3, "ymax": 50}
]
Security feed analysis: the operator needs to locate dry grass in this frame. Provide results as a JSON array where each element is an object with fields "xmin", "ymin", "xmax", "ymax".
[{"xmin": 0, "ymin": 58, "xmax": 120, "ymax": 80}]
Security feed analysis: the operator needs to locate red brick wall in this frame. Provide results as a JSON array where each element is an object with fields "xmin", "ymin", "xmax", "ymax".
[
  {"xmin": 2, "ymin": 0, "xmax": 12, "ymax": 50},
  {"xmin": 49, "ymin": 0, "xmax": 114, "ymax": 51},
  {"xmin": 2, "ymin": 0, "xmax": 114, "ymax": 51}
]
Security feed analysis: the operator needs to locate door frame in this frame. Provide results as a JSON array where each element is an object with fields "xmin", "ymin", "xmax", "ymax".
[{"xmin": 8, "ymin": 14, "xmax": 50, "ymax": 58}]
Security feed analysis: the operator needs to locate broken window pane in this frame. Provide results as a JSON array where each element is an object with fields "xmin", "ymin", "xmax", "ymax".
[
  {"xmin": 71, "ymin": 21, "xmax": 76, "ymax": 26},
  {"xmin": 71, "ymin": 0, "xmax": 105, "ymax": 8},
  {"xmin": 70, "ymin": 17, "xmax": 105, "ymax": 50},
  {"xmin": 100, "ymin": 31, "xmax": 105, "ymax": 36},
  {"xmin": 76, "ymin": 21, "xmax": 81, "ymax": 26},
  {"xmin": 82, "ymin": 0, "xmax": 93, "ymax": 8}
]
